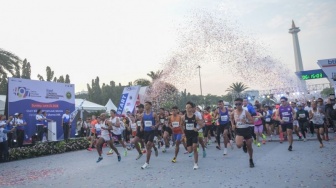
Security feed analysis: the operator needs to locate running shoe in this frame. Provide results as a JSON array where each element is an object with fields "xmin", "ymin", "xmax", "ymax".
[
  {"xmin": 141, "ymin": 162, "xmax": 149, "ymax": 169},
  {"xmin": 117, "ymin": 155, "xmax": 121, "ymax": 162},
  {"xmin": 87, "ymin": 147, "xmax": 92, "ymax": 151},
  {"xmin": 142, "ymin": 149, "xmax": 146, "ymax": 154},
  {"xmin": 203, "ymin": 150, "xmax": 206, "ymax": 158},
  {"xmin": 107, "ymin": 149, "xmax": 114, "ymax": 155},
  {"xmin": 320, "ymin": 144, "xmax": 323, "ymax": 148},
  {"xmin": 243, "ymin": 141, "xmax": 247, "ymax": 153},
  {"xmin": 229, "ymin": 140, "xmax": 234, "ymax": 149},
  {"xmin": 162, "ymin": 148, "xmax": 166, "ymax": 153},
  {"xmin": 216, "ymin": 146, "xmax": 221, "ymax": 150},
  {"xmin": 96, "ymin": 156, "xmax": 103, "ymax": 163},
  {"xmin": 136, "ymin": 153, "xmax": 143, "ymax": 160},
  {"xmin": 288, "ymin": 145, "xmax": 292, "ymax": 151},
  {"xmin": 257, "ymin": 143, "xmax": 261, "ymax": 147},
  {"xmin": 253, "ymin": 140, "xmax": 257, "ymax": 145},
  {"xmin": 249, "ymin": 159, "xmax": 255, "ymax": 168},
  {"xmin": 303, "ymin": 138, "xmax": 307, "ymax": 142},
  {"xmin": 223, "ymin": 148, "xmax": 228, "ymax": 155},
  {"xmin": 262, "ymin": 134, "xmax": 267, "ymax": 140},
  {"xmin": 171, "ymin": 157, "xmax": 176, "ymax": 163},
  {"xmin": 154, "ymin": 149, "xmax": 158, "ymax": 157},
  {"xmin": 193, "ymin": 163, "xmax": 199, "ymax": 170},
  {"xmin": 189, "ymin": 152, "xmax": 194, "ymax": 157}
]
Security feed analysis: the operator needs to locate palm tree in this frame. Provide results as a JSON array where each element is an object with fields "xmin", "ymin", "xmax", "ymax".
[
  {"xmin": 0, "ymin": 48, "xmax": 22, "ymax": 76},
  {"xmin": 226, "ymin": 82, "xmax": 249, "ymax": 97},
  {"xmin": 146, "ymin": 70, "xmax": 163, "ymax": 81}
]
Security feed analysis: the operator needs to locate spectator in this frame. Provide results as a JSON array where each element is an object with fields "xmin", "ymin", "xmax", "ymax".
[
  {"xmin": 61, "ymin": 109, "xmax": 71, "ymax": 141},
  {"xmin": 0, "ymin": 117, "xmax": 15, "ymax": 162},
  {"xmin": 16, "ymin": 113, "xmax": 27, "ymax": 147}
]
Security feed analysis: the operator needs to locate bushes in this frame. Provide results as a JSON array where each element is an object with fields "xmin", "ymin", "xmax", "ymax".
[{"xmin": 8, "ymin": 137, "xmax": 90, "ymax": 161}]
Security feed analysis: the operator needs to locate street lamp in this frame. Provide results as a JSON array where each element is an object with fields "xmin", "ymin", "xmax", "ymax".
[
  {"xmin": 197, "ymin": 65, "xmax": 203, "ymax": 107},
  {"xmin": 197, "ymin": 65, "xmax": 203, "ymax": 96}
]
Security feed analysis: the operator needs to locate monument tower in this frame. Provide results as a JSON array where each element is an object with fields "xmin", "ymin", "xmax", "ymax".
[{"xmin": 289, "ymin": 20, "xmax": 307, "ymax": 92}]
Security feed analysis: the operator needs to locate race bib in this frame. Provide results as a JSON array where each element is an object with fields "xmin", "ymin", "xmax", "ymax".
[
  {"xmin": 299, "ymin": 114, "xmax": 306, "ymax": 118},
  {"xmin": 282, "ymin": 117, "xmax": 290, "ymax": 122},
  {"xmin": 221, "ymin": 115, "xmax": 228, "ymax": 122},
  {"xmin": 186, "ymin": 123, "xmax": 194, "ymax": 130},
  {"xmin": 293, "ymin": 120, "xmax": 298, "ymax": 126},
  {"xmin": 172, "ymin": 122, "xmax": 179, "ymax": 128},
  {"xmin": 144, "ymin": 121, "xmax": 152, "ymax": 127},
  {"xmin": 237, "ymin": 122, "xmax": 243, "ymax": 126},
  {"xmin": 137, "ymin": 121, "xmax": 141, "ymax": 127},
  {"xmin": 131, "ymin": 123, "xmax": 136, "ymax": 129},
  {"xmin": 265, "ymin": 118, "xmax": 271, "ymax": 122},
  {"xmin": 160, "ymin": 119, "xmax": 164, "ymax": 123}
]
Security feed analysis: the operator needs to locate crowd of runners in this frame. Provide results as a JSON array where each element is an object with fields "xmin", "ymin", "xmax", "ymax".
[{"xmin": 83, "ymin": 96, "xmax": 336, "ymax": 170}]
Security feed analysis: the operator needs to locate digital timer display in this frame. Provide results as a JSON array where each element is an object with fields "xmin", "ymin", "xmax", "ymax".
[{"xmin": 295, "ymin": 69, "xmax": 327, "ymax": 80}]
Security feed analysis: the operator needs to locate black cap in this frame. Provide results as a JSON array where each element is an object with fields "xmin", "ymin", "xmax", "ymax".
[{"xmin": 137, "ymin": 104, "xmax": 144, "ymax": 108}]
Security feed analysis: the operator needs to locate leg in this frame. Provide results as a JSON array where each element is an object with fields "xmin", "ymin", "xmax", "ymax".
[
  {"xmin": 216, "ymin": 126, "xmax": 221, "ymax": 148},
  {"xmin": 108, "ymin": 140, "xmax": 120, "ymax": 156},
  {"xmin": 146, "ymin": 141, "xmax": 153, "ymax": 163},
  {"xmin": 235, "ymin": 135, "xmax": 244, "ymax": 148},
  {"xmin": 193, "ymin": 142, "xmax": 198, "ymax": 164},
  {"xmin": 246, "ymin": 138, "xmax": 253, "ymax": 159},
  {"xmin": 223, "ymin": 129, "xmax": 229, "ymax": 148},
  {"xmin": 96, "ymin": 138, "xmax": 104, "ymax": 156}
]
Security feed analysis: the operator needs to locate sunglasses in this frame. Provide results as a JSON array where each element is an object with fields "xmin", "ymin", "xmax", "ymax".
[{"xmin": 235, "ymin": 103, "xmax": 242, "ymax": 106}]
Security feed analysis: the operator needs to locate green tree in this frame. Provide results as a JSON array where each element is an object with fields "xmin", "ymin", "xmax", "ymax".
[
  {"xmin": 133, "ymin": 78, "xmax": 151, "ymax": 86},
  {"xmin": 320, "ymin": 87, "xmax": 335, "ymax": 98},
  {"xmin": 37, "ymin": 66, "xmax": 55, "ymax": 81},
  {"xmin": 57, "ymin": 75, "xmax": 65, "ymax": 83},
  {"xmin": 0, "ymin": 48, "xmax": 22, "ymax": 77},
  {"xmin": 0, "ymin": 74, "xmax": 8, "ymax": 95},
  {"xmin": 21, "ymin": 59, "xmax": 31, "ymax": 79},
  {"xmin": 65, "ymin": 74, "xmax": 70, "ymax": 83},
  {"xmin": 226, "ymin": 82, "xmax": 249, "ymax": 97}
]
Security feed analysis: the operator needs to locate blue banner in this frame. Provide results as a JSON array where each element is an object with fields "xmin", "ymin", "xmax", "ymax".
[
  {"xmin": 116, "ymin": 86, "xmax": 141, "ymax": 115},
  {"xmin": 8, "ymin": 78, "xmax": 75, "ymax": 141}
]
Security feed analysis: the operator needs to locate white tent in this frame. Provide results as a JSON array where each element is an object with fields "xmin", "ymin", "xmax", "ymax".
[
  {"xmin": 105, "ymin": 99, "xmax": 117, "ymax": 112},
  {"xmin": 0, "ymin": 95, "xmax": 6, "ymax": 114},
  {"xmin": 75, "ymin": 99, "xmax": 106, "ymax": 111}
]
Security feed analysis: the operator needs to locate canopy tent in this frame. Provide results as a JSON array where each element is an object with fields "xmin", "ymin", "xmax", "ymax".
[
  {"xmin": 0, "ymin": 95, "xmax": 5, "ymax": 114},
  {"xmin": 105, "ymin": 99, "xmax": 117, "ymax": 112},
  {"xmin": 75, "ymin": 99, "xmax": 106, "ymax": 111}
]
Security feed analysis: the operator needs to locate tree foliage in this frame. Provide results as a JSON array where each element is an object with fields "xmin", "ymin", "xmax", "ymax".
[
  {"xmin": 226, "ymin": 82, "xmax": 249, "ymax": 97},
  {"xmin": 0, "ymin": 48, "xmax": 22, "ymax": 77}
]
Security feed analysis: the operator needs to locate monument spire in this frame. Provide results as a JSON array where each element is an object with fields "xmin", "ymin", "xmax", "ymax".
[{"xmin": 289, "ymin": 20, "xmax": 307, "ymax": 93}]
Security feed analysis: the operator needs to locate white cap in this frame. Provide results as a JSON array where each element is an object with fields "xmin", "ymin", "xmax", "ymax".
[{"xmin": 14, "ymin": 113, "xmax": 19, "ymax": 116}]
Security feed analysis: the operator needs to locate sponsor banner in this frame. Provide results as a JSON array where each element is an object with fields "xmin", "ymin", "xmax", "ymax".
[
  {"xmin": 117, "ymin": 86, "xmax": 141, "ymax": 115},
  {"xmin": 8, "ymin": 78, "xmax": 75, "ymax": 141},
  {"xmin": 317, "ymin": 58, "xmax": 336, "ymax": 94}
]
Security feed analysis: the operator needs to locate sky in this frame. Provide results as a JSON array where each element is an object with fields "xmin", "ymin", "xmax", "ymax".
[{"xmin": 0, "ymin": 0, "xmax": 335, "ymax": 96}]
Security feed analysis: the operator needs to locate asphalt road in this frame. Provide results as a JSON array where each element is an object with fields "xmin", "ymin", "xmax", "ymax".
[{"xmin": 1, "ymin": 133, "xmax": 335, "ymax": 188}]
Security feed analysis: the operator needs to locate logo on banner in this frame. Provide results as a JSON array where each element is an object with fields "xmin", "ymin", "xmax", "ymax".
[
  {"xmin": 14, "ymin": 87, "xmax": 30, "ymax": 98},
  {"xmin": 45, "ymin": 89, "xmax": 64, "ymax": 99},
  {"xmin": 13, "ymin": 87, "xmax": 41, "ymax": 98},
  {"xmin": 66, "ymin": 92, "xmax": 72, "ymax": 99}
]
